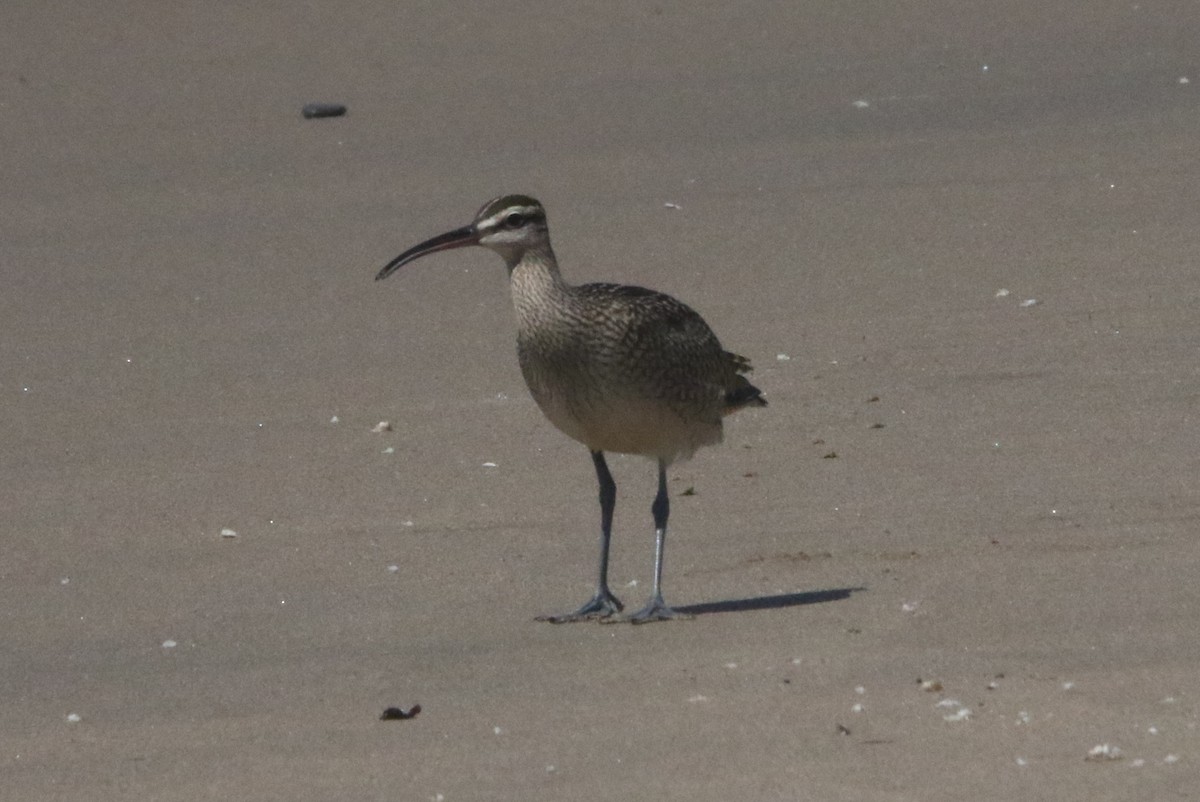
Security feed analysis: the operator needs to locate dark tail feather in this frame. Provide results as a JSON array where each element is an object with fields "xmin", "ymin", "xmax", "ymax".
[
  {"xmin": 727, "ymin": 351, "xmax": 755, "ymax": 375},
  {"xmin": 721, "ymin": 352, "xmax": 767, "ymax": 413},
  {"xmin": 724, "ymin": 377, "xmax": 767, "ymax": 413}
]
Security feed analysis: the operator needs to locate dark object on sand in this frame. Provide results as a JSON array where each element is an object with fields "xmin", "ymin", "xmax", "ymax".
[
  {"xmin": 302, "ymin": 103, "xmax": 347, "ymax": 119},
  {"xmin": 380, "ymin": 704, "xmax": 421, "ymax": 721}
]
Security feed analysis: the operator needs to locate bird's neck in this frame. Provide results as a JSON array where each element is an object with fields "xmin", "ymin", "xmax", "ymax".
[{"xmin": 509, "ymin": 246, "xmax": 571, "ymax": 320}]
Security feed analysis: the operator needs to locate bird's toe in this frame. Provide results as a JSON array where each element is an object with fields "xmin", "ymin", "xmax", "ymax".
[
  {"xmin": 536, "ymin": 589, "xmax": 624, "ymax": 623},
  {"xmin": 626, "ymin": 598, "xmax": 693, "ymax": 624}
]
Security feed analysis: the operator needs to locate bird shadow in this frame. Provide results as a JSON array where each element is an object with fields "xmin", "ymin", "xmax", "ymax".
[{"xmin": 676, "ymin": 586, "xmax": 865, "ymax": 617}]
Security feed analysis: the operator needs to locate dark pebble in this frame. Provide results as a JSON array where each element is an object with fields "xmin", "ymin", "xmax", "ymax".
[
  {"xmin": 380, "ymin": 704, "xmax": 421, "ymax": 721},
  {"xmin": 302, "ymin": 103, "xmax": 347, "ymax": 119}
]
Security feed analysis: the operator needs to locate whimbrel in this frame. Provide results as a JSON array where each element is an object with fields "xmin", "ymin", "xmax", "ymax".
[{"xmin": 376, "ymin": 195, "xmax": 766, "ymax": 623}]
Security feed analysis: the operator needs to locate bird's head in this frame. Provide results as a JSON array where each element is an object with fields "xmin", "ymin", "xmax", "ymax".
[{"xmin": 376, "ymin": 195, "xmax": 550, "ymax": 280}]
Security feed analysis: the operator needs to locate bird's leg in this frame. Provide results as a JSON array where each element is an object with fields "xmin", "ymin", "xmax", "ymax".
[
  {"xmin": 629, "ymin": 460, "xmax": 692, "ymax": 624},
  {"xmin": 537, "ymin": 451, "xmax": 624, "ymax": 623}
]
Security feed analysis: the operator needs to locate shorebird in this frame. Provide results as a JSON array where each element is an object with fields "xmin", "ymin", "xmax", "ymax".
[{"xmin": 376, "ymin": 195, "xmax": 765, "ymax": 623}]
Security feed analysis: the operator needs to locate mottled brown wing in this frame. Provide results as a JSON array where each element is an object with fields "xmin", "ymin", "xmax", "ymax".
[{"xmin": 576, "ymin": 283, "xmax": 764, "ymax": 416}]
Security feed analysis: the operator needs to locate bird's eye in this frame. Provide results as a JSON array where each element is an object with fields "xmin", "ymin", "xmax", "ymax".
[{"xmin": 505, "ymin": 213, "xmax": 525, "ymax": 228}]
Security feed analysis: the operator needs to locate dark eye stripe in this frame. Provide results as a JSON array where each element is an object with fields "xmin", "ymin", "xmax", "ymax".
[{"xmin": 496, "ymin": 208, "xmax": 544, "ymax": 229}]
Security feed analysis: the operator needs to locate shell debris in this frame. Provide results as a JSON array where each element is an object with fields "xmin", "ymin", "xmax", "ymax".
[{"xmin": 1085, "ymin": 743, "xmax": 1123, "ymax": 761}]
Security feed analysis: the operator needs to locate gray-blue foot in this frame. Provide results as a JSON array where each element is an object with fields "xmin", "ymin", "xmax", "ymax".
[
  {"xmin": 626, "ymin": 597, "xmax": 693, "ymax": 624},
  {"xmin": 536, "ymin": 589, "xmax": 624, "ymax": 623}
]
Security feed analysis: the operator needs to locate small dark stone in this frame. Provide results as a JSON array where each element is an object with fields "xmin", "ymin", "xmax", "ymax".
[
  {"xmin": 302, "ymin": 103, "xmax": 347, "ymax": 119},
  {"xmin": 380, "ymin": 704, "xmax": 421, "ymax": 721}
]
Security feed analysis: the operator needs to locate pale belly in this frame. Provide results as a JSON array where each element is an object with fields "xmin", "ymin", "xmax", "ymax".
[{"xmin": 523, "ymin": 373, "xmax": 722, "ymax": 463}]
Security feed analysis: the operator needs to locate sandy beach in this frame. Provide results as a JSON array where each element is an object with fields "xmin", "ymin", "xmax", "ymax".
[{"xmin": 4, "ymin": 2, "xmax": 1199, "ymax": 799}]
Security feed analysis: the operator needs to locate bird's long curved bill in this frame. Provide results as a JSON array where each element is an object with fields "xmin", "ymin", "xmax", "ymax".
[{"xmin": 375, "ymin": 224, "xmax": 478, "ymax": 281}]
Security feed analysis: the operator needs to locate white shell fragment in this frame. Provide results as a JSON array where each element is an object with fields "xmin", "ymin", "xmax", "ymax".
[
  {"xmin": 943, "ymin": 707, "xmax": 972, "ymax": 722},
  {"xmin": 371, "ymin": 421, "xmax": 393, "ymax": 433},
  {"xmin": 851, "ymin": 99, "xmax": 870, "ymax": 108},
  {"xmin": 1020, "ymin": 298, "xmax": 1039, "ymax": 308},
  {"xmin": 1085, "ymin": 744, "xmax": 1123, "ymax": 761},
  {"xmin": 66, "ymin": 713, "xmax": 81, "ymax": 723},
  {"xmin": 162, "ymin": 639, "xmax": 177, "ymax": 649},
  {"xmin": 220, "ymin": 528, "xmax": 238, "ymax": 539}
]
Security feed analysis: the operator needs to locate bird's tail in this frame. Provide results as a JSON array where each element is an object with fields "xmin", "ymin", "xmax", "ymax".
[{"xmin": 722, "ymin": 352, "xmax": 767, "ymax": 413}]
